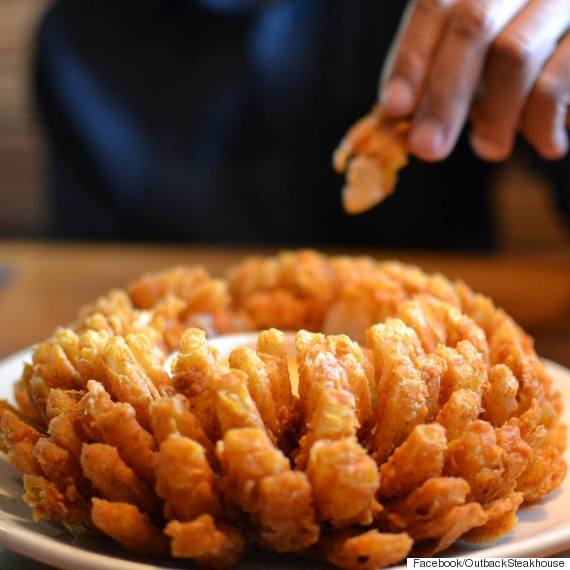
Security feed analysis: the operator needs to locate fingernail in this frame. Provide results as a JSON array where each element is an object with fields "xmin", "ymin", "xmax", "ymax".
[
  {"xmin": 470, "ymin": 133, "xmax": 510, "ymax": 162},
  {"xmin": 381, "ymin": 79, "xmax": 413, "ymax": 116},
  {"xmin": 409, "ymin": 120, "xmax": 446, "ymax": 161},
  {"xmin": 554, "ymin": 129, "xmax": 569, "ymax": 156}
]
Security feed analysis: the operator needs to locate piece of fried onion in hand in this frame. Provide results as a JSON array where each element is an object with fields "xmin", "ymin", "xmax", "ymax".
[{"xmin": 333, "ymin": 105, "xmax": 409, "ymax": 215}]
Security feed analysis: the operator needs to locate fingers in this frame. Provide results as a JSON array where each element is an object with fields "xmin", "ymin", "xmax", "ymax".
[
  {"xmin": 380, "ymin": 0, "xmax": 455, "ymax": 117},
  {"xmin": 471, "ymin": 0, "xmax": 570, "ymax": 161},
  {"xmin": 409, "ymin": 0, "xmax": 529, "ymax": 161},
  {"xmin": 521, "ymin": 32, "xmax": 570, "ymax": 159}
]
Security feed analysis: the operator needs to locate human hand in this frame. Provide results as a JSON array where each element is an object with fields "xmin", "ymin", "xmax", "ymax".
[{"xmin": 380, "ymin": 0, "xmax": 570, "ymax": 162}]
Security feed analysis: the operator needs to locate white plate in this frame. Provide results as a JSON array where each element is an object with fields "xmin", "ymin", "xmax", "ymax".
[{"xmin": 1, "ymin": 338, "xmax": 569, "ymax": 570}]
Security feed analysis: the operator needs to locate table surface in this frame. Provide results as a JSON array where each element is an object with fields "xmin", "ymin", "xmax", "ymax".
[{"xmin": 0, "ymin": 240, "xmax": 569, "ymax": 568}]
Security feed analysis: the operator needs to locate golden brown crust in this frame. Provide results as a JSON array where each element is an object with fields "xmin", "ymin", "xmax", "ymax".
[{"xmin": 0, "ymin": 251, "xmax": 565, "ymax": 569}]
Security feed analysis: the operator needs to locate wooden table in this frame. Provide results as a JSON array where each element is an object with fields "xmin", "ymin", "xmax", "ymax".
[{"xmin": 0, "ymin": 240, "xmax": 569, "ymax": 568}]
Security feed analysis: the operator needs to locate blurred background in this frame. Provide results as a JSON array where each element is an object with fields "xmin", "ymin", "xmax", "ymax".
[{"xmin": 0, "ymin": 0, "xmax": 569, "ymax": 248}]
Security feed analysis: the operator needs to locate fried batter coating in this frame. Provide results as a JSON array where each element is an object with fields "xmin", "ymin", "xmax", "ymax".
[
  {"xmin": 445, "ymin": 420, "xmax": 530, "ymax": 505},
  {"xmin": 125, "ymin": 332, "xmax": 171, "ymax": 391},
  {"xmin": 257, "ymin": 328, "xmax": 295, "ymax": 427},
  {"xmin": 101, "ymin": 335, "xmax": 160, "ymax": 429},
  {"xmin": 296, "ymin": 330, "xmax": 371, "ymax": 431},
  {"xmin": 436, "ymin": 341, "xmax": 488, "ymax": 406},
  {"xmin": 150, "ymin": 394, "xmax": 215, "ymax": 463},
  {"xmin": 33, "ymin": 342, "xmax": 81, "ymax": 392},
  {"xmin": 45, "ymin": 388, "xmax": 83, "ymax": 419},
  {"xmin": 483, "ymin": 364, "xmax": 519, "ymax": 426},
  {"xmin": 398, "ymin": 296, "xmax": 487, "ymax": 357},
  {"xmin": 0, "ymin": 410, "xmax": 42, "ymax": 475},
  {"xmin": 13, "ymin": 369, "xmax": 42, "ymax": 424},
  {"xmin": 307, "ymin": 437, "xmax": 380, "ymax": 527},
  {"xmin": 47, "ymin": 396, "xmax": 84, "ymax": 460},
  {"xmin": 368, "ymin": 319, "xmax": 429, "ymax": 462},
  {"xmin": 128, "ymin": 266, "xmax": 232, "ymax": 340},
  {"xmin": 516, "ymin": 442, "xmax": 567, "ymax": 502},
  {"xmin": 79, "ymin": 381, "xmax": 157, "ymax": 485},
  {"xmin": 322, "ymin": 529, "xmax": 413, "ymax": 570},
  {"xmin": 215, "ymin": 370, "xmax": 267, "ymax": 436},
  {"xmin": 295, "ymin": 388, "xmax": 359, "ymax": 470},
  {"xmin": 155, "ymin": 434, "xmax": 221, "ymax": 521},
  {"xmin": 166, "ymin": 515, "xmax": 245, "ymax": 569},
  {"xmin": 34, "ymin": 437, "xmax": 89, "ymax": 500},
  {"xmin": 216, "ymin": 428, "xmax": 319, "ymax": 551},
  {"xmin": 229, "ymin": 250, "xmax": 334, "ymax": 330},
  {"xmin": 81, "ymin": 444, "xmax": 160, "ymax": 516},
  {"xmin": 23, "ymin": 474, "xmax": 89, "ymax": 533},
  {"xmin": 254, "ymin": 470, "xmax": 320, "ymax": 552},
  {"xmin": 91, "ymin": 498, "xmax": 168, "ymax": 557},
  {"xmin": 379, "ymin": 424, "xmax": 447, "ymax": 499},
  {"xmin": 387, "ymin": 477, "xmax": 471, "ymax": 532},
  {"xmin": 174, "ymin": 328, "xmax": 222, "ymax": 440},
  {"xmin": 78, "ymin": 289, "xmax": 134, "ymax": 326},
  {"xmin": 488, "ymin": 315, "xmax": 551, "ymax": 414},
  {"xmin": 1, "ymin": 251, "xmax": 565, "ymax": 565},
  {"xmin": 216, "ymin": 428, "xmax": 289, "ymax": 510},
  {"xmin": 464, "ymin": 493, "xmax": 524, "ymax": 543},
  {"xmin": 333, "ymin": 105, "xmax": 409, "ymax": 214},
  {"xmin": 413, "ymin": 503, "xmax": 487, "ymax": 555},
  {"xmin": 436, "ymin": 389, "xmax": 480, "ymax": 441},
  {"xmin": 229, "ymin": 347, "xmax": 280, "ymax": 438}
]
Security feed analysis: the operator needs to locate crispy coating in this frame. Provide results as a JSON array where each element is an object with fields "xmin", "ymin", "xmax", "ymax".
[
  {"xmin": 23, "ymin": 474, "xmax": 89, "ymax": 533},
  {"xmin": 1, "ymin": 252, "xmax": 565, "ymax": 566},
  {"xmin": 91, "ymin": 499, "xmax": 168, "ymax": 556},
  {"xmin": 155, "ymin": 434, "xmax": 221, "ymax": 521},
  {"xmin": 216, "ymin": 428, "xmax": 319, "ymax": 551},
  {"xmin": 33, "ymin": 338, "xmax": 81, "ymax": 391},
  {"xmin": 254, "ymin": 470, "xmax": 320, "ymax": 552},
  {"xmin": 436, "ymin": 389, "xmax": 480, "ymax": 441},
  {"xmin": 125, "ymin": 332, "xmax": 171, "ymax": 392},
  {"xmin": 0, "ymin": 410, "xmax": 43, "ymax": 475},
  {"xmin": 13, "ymin": 372, "xmax": 42, "ymax": 424},
  {"xmin": 387, "ymin": 477, "xmax": 471, "ymax": 531},
  {"xmin": 307, "ymin": 437, "xmax": 380, "ymax": 527},
  {"xmin": 229, "ymin": 347, "xmax": 280, "ymax": 438},
  {"xmin": 174, "ymin": 328, "xmax": 222, "ymax": 440},
  {"xmin": 101, "ymin": 335, "xmax": 159, "ymax": 429},
  {"xmin": 516, "ymin": 443, "xmax": 567, "ymax": 502},
  {"xmin": 150, "ymin": 394, "xmax": 215, "ymax": 463},
  {"xmin": 257, "ymin": 328, "xmax": 294, "ymax": 414},
  {"xmin": 216, "ymin": 428, "xmax": 289, "ymax": 511},
  {"xmin": 333, "ymin": 105, "xmax": 410, "ymax": 214},
  {"xmin": 483, "ymin": 364, "xmax": 519, "ymax": 426},
  {"xmin": 379, "ymin": 424, "xmax": 447, "ymax": 499},
  {"xmin": 436, "ymin": 341, "xmax": 488, "ymax": 406},
  {"xmin": 229, "ymin": 250, "xmax": 334, "ymax": 331},
  {"xmin": 296, "ymin": 330, "xmax": 371, "ymax": 429},
  {"xmin": 165, "ymin": 515, "xmax": 245, "ymax": 569},
  {"xmin": 215, "ymin": 370, "xmax": 267, "ymax": 436},
  {"xmin": 398, "ymin": 296, "xmax": 487, "ymax": 357},
  {"xmin": 79, "ymin": 381, "xmax": 157, "ymax": 485},
  {"xmin": 444, "ymin": 420, "xmax": 531, "ymax": 505},
  {"xmin": 34, "ymin": 437, "xmax": 89, "ymax": 501},
  {"xmin": 413, "ymin": 503, "xmax": 487, "ymax": 555},
  {"xmin": 464, "ymin": 493, "xmax": 524, "ymax": 543},
  {"xmin": 295, "ymin": 388, "xmax": 359, "ymax": 470},
  {"xmin": 81, "ymin": 443, "xmax": 160, "ymax": 516},
  {"xmin": 322, "ymin": 529, "xmax": 413, "ymax": 570},
  {"xmin": 368, "ymin": 320, "xmax": 429, "ymax": 462}
]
